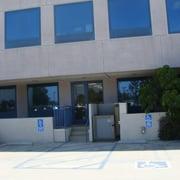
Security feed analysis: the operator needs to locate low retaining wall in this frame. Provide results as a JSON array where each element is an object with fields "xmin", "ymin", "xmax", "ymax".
[
  {"xmin": 120, "ymin": 112, "xmax": 166, "ymax": 142},
  {"xmin": 54, "ymin": 128, "xmax": 71, "ymax": 142},
  {"xmin": 0, "ymin": 117, "xmax": 54, "ymax": 144}
]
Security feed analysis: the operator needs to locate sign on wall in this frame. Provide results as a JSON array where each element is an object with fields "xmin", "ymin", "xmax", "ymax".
[
  {"xmin": 37, "ymin": 119, "xmax": 44, "ymax": 132},
  {"xmin": 145, "ymin": 114, "xmax": 153, "ymax": 128}
]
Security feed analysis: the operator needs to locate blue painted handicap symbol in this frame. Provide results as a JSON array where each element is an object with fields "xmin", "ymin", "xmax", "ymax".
[
  {"xmin": 145, "ymin": 120, "xmax": 152, "ymax": 128},
  {"xmin": 145, "ymin": 114, "xmax": 152, "ymax": 121},
  {"xmin": 37, "ymin": 119, "xmax": 44, "ymax": 132},
  {"xmin": 137, "ymin": 161, "xmax": 170, "ymax": 169},
  {"xmin": 145, "ymin": 113, "xmax": 153, "ymax": 128}
]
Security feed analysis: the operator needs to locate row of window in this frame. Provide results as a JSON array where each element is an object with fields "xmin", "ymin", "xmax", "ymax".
[
  {"xmin": 0, "ymin": 84, "xmax": 59, "ymax": 118},
  {"xmin": 4, "ymin": 0, "xmax": 180, "ymax": 49},
  {"xmin": 0, "ymin": 82, "xmax": 104, "ymax": 118},
  {"xmin": 0, "ymin": 78, "xmax": 157, "ymax": 118}
]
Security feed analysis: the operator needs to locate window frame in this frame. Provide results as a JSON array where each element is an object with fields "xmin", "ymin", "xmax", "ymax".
[
  {"xmin": 5, "ymin": 7, "xmax": 41, "ymax": 49},
  {"xmin": 117, "ymin": 77, "xmax": 150, "ymax": 114},
  {"xmin": 71, "ymin": 80, "xmax": 104, "ymax": 105},
  {"xmin": 166, "ymin": 0, "xmax": 180, "ymax": 34},
  {"xmin": 108, "ymin": 0, "xmax": 152, "ymax": 39},
  {"xmin": 54, "ymin": 1, "xmax": 95, "ymax": 43},
  {"xmin": 87, "ymin": 80, "xmax": 104, "ymax": 104},
  {"xmin": 0, "ymin": 85, "xmax": 17, "ymax": 118},
  {"xmin": 27, "ymin": 83, "xmax": 59, "ymax": 117}
]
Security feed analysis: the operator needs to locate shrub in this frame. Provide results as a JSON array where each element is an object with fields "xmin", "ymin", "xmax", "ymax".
[
  {"xmin": 139, "ymin": 65, "xmax": 180, "ymax": 140},
  {"xmin": 159, "ymin": 116, "xmax": 175, "ymax": 140}
]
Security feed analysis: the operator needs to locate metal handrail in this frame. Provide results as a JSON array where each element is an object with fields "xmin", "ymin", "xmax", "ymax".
[{"xmin": 53, "ymin": 106, "xmax": 73, "ymax": 129}]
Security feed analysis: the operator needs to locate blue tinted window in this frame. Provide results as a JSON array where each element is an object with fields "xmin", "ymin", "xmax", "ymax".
[
  {"xmin": 118, "ymin": 78, "xmax": 147, "ymax": 113},
  {"xmin": 54, "ymin": 1, "xmax": 95, "ymax": 43},
  {"xmin": 5, "ymin": 8, "xmax": 41, "ymax": 48},
  {"xmin": 28, "ymin": 83, "xmax": 59, "ymax": 117},
  {"xmin": 166, "ymin": 0, "xmax": 180, "ymax": 33},
  {"xmin": 108, "ymin": 0, "xmax": 152, "ymax": 38},
  {"xmin": 0, "ymin": 86, "xmax": 17, "ymax": 118}
]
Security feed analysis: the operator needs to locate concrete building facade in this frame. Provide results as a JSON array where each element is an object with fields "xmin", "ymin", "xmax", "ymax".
[{"xmin": 0, "ymin": 0, "xmax": 179, "ymax": 143}]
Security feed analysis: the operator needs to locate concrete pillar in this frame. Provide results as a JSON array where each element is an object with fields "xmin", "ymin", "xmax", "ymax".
[
  {"xmin": 103, "ymin": 77, "xmax": 117, "ymax": 103},
  {"xmin": 93, "ymin": 0, "xmax": 109, "ymax": 40},
  {"xmin": 59, "ymin": 81, "xmax": 71, "ymax": 106},
  {"xmin": 0, "ymin": 11, "xmax": 4, "ymax": 50},
  {"xmin": 150, "ymin": 0, "xmax": 168, "ymax": 35},
  {"xmin": 41, "ymin": 5, "xmax": 54, "ymax": 46},
  {"xmin": 119, "ymin": 103, "xmax": 127, "ymax": 114},
  {"xmin": 16, "ymin": 84, "xmax": 28, "ymax": 118}
]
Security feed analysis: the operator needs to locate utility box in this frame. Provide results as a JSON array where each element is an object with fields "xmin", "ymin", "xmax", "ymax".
[{"xmin": 93, "ymin": 115, "xmax": 115, "ymax": 141}]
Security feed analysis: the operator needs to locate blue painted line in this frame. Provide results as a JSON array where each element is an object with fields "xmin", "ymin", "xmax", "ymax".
[
  {"xmin": 15, "ymin": 167, "xmax": 100, "ymax": 170},
  {"xmin": 14, "ymin": 143, "xmax": 66, "ymax": 169},
  {"xmin": 99, "ymin": 143, "xmax": 117, "ymax": 169},
  {"xmin": 15, "ymin": 142, "xmax": 118, "ymax": 170}
]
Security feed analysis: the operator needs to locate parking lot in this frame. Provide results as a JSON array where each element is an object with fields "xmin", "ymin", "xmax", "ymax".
[{"xmin": 0, "ymin": 141, "xmax": 180, "ymax": 180}]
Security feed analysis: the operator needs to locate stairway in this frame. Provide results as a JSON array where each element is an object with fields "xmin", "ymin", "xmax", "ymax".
[{"xmin": 70, "ymin": 126, "xmax": 88, "ymax": 142}]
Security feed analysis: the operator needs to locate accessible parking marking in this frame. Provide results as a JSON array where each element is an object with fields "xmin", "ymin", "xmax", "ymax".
[
  {"xmin": 15, "ymin": 143, "xmax": 117, "ymax": 170},
  {"xmin": 136, "ymin": 161, "xmax": 171, "ymax": 169}
]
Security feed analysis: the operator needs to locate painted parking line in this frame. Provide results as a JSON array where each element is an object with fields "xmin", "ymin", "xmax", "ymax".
[
  {"xmin": 15, "ymin": 143, "xmax": 117, "ymax": 170},
  {"xmin": 15, "ymin": 143, "xmax": 66, "ymax": 169},
  {"xmin": 99, "ymin": 143, "xmax": 117, "ymax": 169}
]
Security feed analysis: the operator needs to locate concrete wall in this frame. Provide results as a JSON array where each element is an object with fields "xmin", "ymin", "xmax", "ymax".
[
  {"xmin": 88, "ymin": 104, "xmax": 97, "ymax": 142},
  {"xmin": 0, "ymin": 0, "xmax": 179, "ymax": 82},
  {"xmin": 120, "ymin": 113, "xmax": 166, "ymax": 142},
  {"xmin": 103, "ymin": 78, "xmax": 117, "ymax": 103},
  {"xmin": 59, "ymin": 80, "xmax": 71, "ymax": 106},
  {"xmin": 89, "ymin": 103, "xmax": 166, "ymax": 143},
  {"xmin": 119, "ymin": 103, "xmax": 166, "ymax": 142},
  {"xmin": 0, "ymin": 117, "xmax": 54, "ymax": 144},
  {"xmin": 54, "ymin": 128, "xmax": 72, "ymax": 142}
]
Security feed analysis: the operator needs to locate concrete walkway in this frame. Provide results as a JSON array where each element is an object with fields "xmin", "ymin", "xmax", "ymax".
[{"xmin": 0, "ymin": 141, "xmax": 180, "ymax": 180}]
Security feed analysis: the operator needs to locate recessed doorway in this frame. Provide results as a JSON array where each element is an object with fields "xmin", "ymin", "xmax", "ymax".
[{"xmin": 71, "ymin": 81, "xmax": 103, "ymax": 125}]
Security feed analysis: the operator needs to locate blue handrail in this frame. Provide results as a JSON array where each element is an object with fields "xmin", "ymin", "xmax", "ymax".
[{"xmin": 53, "ymin": 106, "xmax": 73, "ymax": 129}]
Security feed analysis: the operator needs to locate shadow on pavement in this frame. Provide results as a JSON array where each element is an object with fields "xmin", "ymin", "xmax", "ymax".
[{"xmin": 0, "ymin": 141, "xmax": 180, "ymax": 152}]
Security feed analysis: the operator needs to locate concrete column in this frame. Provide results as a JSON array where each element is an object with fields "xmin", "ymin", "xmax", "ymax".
[
  {"xmin": 0, "ymin": 11, "xmax": 4, "ymax": 50},
  {"xmin": 103, "ymin": 77, "xmax": 117, "ymax": 103},
  {"xmin": 119, "ymin": 103, "xmax": 127, "ymax": 114},
  {"xmin": 41, "ymin": 5, "xmax": 54, "ymax": 46},
  {"xmin": 93, "ymin": 0, "xmax": 109, "ymax": 40},
  {"xmin": 150, "ymin": 0, "xmax": 168, "ymax": 35},
  {"xmin": 16, "ymin": 84, "xmax": 28, "ymax": 118},
  {"xmin": 59, "ymin": 81, "xmax": 71, "ymax": 106}
]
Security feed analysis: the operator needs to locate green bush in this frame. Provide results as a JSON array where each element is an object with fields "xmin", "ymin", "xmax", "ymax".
[
  {"xmin": 159, "ymin": 116, "xmax": 180, "ymax": 140},
  {"xmin": 159, "ymin": 117, "xmax": 175, "ymax": 140},
  {"xmin": 173, "ymin": 120, "xmax": 180, "ymax": 139},
  {"xmin": 139, "ymin": 65, "xmax": 180, "ymax": 140}
]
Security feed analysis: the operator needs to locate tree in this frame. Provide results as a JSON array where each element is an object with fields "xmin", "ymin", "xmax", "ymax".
[{"xmin": 139, "ymin": 65, "xmax": 180, "ymax": 140}]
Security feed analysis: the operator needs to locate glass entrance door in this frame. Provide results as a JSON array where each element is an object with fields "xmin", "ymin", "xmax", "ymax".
[
  {"xmin": 71, "ymin": 81, "xmax": 103, "ymax": 125},
  {"xmin": 72, "ymin": 82, "xmax": 88, "ymax": 125}
]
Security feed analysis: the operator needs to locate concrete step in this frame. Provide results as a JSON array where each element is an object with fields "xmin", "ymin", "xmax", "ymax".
[
  {"xmin": 71, "ymin": 131, "xmax": 87, "ymax": 136},
  {"xmin": 70, "ymin": 135, "xmax": 87, "ymax": 142},
  {"xmin": 71, "ymin": 126, "xmax": 86, "ymax": 131},
  {"xmin": 70, "ymin": 126, "xmax": 88, "ymax": 142}
]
